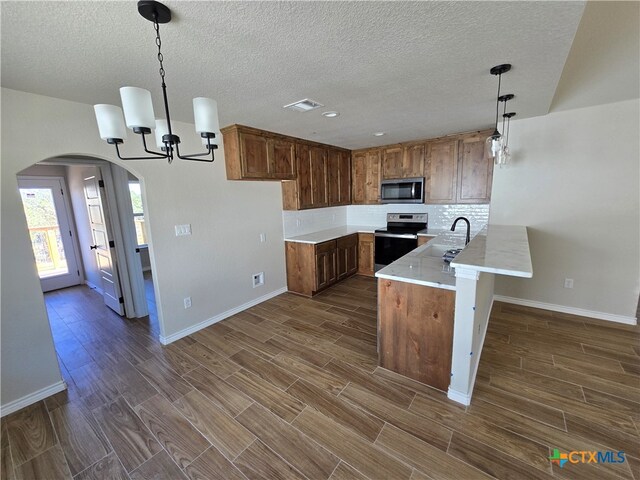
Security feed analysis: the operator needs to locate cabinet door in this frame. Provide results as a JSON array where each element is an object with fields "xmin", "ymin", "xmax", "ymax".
[
  {"xmin": 357, "ymin": 233, "xmax": 374, "ymax": 276},
  {"xmin": 336, "ymin": 234, "xmax": 358, "ymax": 280},
  {"xmin": 457, "ymin": 138, "xmax": 493, "ymax": 204},
  {"xmin": 335, "ymin": 150, "xmax": 351, "ymax": 206},
  {"xmin": 327, "ymin": 149, "xmax": 350, "ymax": 207},
  {"xmin": 425, "ymin": 140, "xmax": 458, "ymax": 204},
  {"xmin": 269, "ymin": 138, "xmax": 296, "ymax": 179},
  {"xmin": 352, "ymin": 149, "xmax": 381, "ymax": 205},
  {"xmin": 310, "ymin": 146, "xmax": 328, "ymax": 208},
  {"xmin": 382, "ymin": 146, "xmax": 403, "ymax": 179},
  {"xmin": 315, "ymin": 241, "xmax": 337, "ymax": 291},
  {"xmin": 296, "ymin": 143, "xmax": 314, "ymax": 209},
  {"xmin": 403, "ymin": 144, "xmax": 425, "ymax": 178},
  {"xmin": 240, "ymin": 132, "xmax": 270, "ymax": 177}
]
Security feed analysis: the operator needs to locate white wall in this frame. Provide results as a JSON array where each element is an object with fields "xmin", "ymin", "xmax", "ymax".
[
  {"xmin": 1, "ymin": 88, "xmax": 287, "ymax": 408},
  {"xmin": 67, "ymin": 165, "xmax": 103, "ymax": 290},
  {"xmin": 490, "ymin": 99, "xmax": 640, "ymax": 320}
]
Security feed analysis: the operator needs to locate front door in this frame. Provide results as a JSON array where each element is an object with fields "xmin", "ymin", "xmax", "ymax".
[
  {"xmin": 18, "ymin": 177, "xmax": 82, "ymax": 292},
  {"xmin": 83, "ymin": 174, "xmax": 125, "ymax": 315}
]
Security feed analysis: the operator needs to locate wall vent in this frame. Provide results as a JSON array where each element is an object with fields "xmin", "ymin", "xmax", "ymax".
[{"xmin": 283, "ymin": 98, "xmax": 324, "ymax": 112}]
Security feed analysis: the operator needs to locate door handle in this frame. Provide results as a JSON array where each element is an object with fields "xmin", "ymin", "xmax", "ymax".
[{"xmin": 90, "ymin": 244, "xmax": 98, "ymax": 250}]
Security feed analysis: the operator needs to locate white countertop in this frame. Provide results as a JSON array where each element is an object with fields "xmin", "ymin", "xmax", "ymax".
[
  {"xmin": 284, "ymin": 225, "xmax": 381, "ymax": 244},
  {"xmin": 451, "ymin": 224, "xmax": 533, "ymax": 278},
  {"xmin": 375, "ymin": 225, "xmax": 532, "ymax": 288},
  {"xmin": 375, "ymin": 234, "xmax": 466, "ymax": 290}
]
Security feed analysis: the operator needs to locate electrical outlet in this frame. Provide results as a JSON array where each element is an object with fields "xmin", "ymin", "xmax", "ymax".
[
  {"xmin": 564, "ymin": 278, "xmax": 574, "ymax": 289},
  {"xmin": 252, "ymin": 272, "xmax": 264, "ymax": 288},
  {"xmin": 259, "ymin": 233, "xmax": 266, "ymax": 243},
  {"xmin": 183, "ymin": 296, "xmax": 192, "ymax": 309}
]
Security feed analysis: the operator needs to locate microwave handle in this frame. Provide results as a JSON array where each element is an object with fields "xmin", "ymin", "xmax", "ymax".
[{"xmin": 411, "ymin": 182, "xmax": 416, "ymax": 199}]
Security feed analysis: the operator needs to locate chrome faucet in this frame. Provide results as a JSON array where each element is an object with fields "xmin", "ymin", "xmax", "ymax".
[{"xmin": 450, "ymin": 217, "xmax": 471, "ymax": 245}]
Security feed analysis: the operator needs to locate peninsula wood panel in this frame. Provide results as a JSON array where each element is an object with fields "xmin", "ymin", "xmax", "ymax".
[
  {"xmin": 285, "ymin": 241, "xmax": 316, "ymax": 297},
  {"xmin": 377, "ymin": 279, "xmax": 455, "ymax": 391},
  {"xmin": 357, "ymin": 233, "xmax": 375, "ymax": 277},
  {"xmin": 425, "ymin": 139, "xmax": 458, "ymax": 204}
]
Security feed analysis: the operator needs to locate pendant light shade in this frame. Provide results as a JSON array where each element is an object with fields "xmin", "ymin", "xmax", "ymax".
[
  {"xmin": 120, "ymin": 87, "xmax": 156, "ymax": 130},
  {"xmin": 94, "ymin": 104, "xmax": 127, "ymax": 141},
  {"xmin": 154, "ymin": 119, "xmax": 169, "ymax": 149},
  {"xmin": 193, "ymin": 98, "xmax": 220, "ymax": 134},
  {"xmin": 94, "ymin": 1, "xmax": 218, "ymax": 163}
]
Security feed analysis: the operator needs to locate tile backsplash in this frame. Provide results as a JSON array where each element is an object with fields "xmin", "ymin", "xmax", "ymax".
[{"xmin": 283, "ymin": 204, "xmax": 489, "ymax": 237}]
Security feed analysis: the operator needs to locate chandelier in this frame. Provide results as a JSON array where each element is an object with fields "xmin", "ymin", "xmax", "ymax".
[{"xmin": 93, "ymin": 1, "xmax": 219, "ymax": 163}]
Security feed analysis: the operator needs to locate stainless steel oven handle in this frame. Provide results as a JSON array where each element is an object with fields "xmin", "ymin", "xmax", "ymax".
[{"xmin": 374, "ymin": 233, "xmax": 418, "ymax": 239}]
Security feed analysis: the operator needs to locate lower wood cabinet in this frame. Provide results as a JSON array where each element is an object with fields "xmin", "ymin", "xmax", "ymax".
[
  {"xmin": 337, "ymin": 234, "xmax": 358, "ymax": 280},
  {"xmin": 357, "ymin": 233, "xmax": 375, "ymax": 277},
  {"xmin": 286, "ymin": 235, "xmax": 359, "ymax": 297},
  {"xmin": 378, "ymin": 279, "xmax": 455, "ymax": 391}
]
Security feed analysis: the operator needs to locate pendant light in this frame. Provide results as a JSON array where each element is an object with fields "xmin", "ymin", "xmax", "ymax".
[
  {"xmin": 495, "ymin": 94, "xmax": 514, "ymax": 166},
  {"xmin": 485, "ymin": 64, "xmax": 511, "ymax": 164},
  {"xmin": 94, "ymin": 1, "xmax": 219, "ymax": 163},
  {"xmin": 502, "ymin": 110, "xmax": 516, "ymax": 165}
]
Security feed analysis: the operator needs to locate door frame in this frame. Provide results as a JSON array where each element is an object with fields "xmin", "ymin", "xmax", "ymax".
[
  {"xmin": 17, "ymin": 175, "xmax": 84, "ymax": 292},
  {"xmin": 39, "ymin": 158, "xmax": 151, "ymax": 320}
]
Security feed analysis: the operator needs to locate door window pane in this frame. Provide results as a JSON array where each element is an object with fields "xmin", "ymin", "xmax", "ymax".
[{"xmin": 19, "ymin": 188, "xmax": 69, "ymax": 278}]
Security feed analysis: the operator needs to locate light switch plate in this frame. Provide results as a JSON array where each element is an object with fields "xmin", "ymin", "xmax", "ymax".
[{"xmin": 175, "ymin": 224, "xmax": 192, "ymax": 236}]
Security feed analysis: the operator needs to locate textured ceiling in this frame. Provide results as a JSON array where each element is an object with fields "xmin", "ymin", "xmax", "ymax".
[{"xmin": 1, "ymin": 1, "xmax": 585, "ymax": 149}]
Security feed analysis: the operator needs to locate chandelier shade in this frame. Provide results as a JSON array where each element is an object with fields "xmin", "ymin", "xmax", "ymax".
[
  {"xmin": 120, "ymin": 87, "xmax": 156, "ymax": 131},
  {"xmin": 94, "ymin": 104, "xmax": 127, "ymax": 142}
]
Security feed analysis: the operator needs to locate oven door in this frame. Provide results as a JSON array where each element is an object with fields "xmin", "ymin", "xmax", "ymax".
[{"xmin": 374, "ymin": 233, "xmax": 418, "ymax": 271}]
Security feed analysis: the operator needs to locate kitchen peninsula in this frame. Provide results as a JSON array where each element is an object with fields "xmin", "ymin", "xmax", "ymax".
[{"xmin": 376, "ymin": 224, "xmax": 532, "ymax": 405}]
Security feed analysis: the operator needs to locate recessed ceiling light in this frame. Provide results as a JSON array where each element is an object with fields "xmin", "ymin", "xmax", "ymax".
[
  {"xmin": 283, "ymin": 98, "xmax": 324, "ymax": 112},
  {"xmin": 322, "ymin": 111, "xmax": 340, "ymax": 118},
  {"xmin": 373, "ymin": 132, "xmax": 386, "ymax": 136}
]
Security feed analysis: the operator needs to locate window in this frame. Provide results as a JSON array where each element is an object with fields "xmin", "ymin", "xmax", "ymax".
[{"xmin": 128, "ymin": 181, "xmax": 147, "ymax": 246}]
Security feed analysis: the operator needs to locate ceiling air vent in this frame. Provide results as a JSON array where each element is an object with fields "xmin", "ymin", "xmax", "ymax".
[{"xmin": 283, "ymin": 98, "xmax": 324, "ymax": 112}]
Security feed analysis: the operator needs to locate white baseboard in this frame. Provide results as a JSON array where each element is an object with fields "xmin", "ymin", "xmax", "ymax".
[
  {"xmin": 159, "ymin": 287, "xmax": 288, "ymax": 345},
  {"xmin": 1, "ymin": 381, "xmax": 67, "ymax": 417},
  {"xmin": 494, "ymin": 295, "xmax": 637, "ymax": 325},
  {"xmin": 447, "ymin": 387, "xmax": 472, "ymax": 406},
  {"xmin": 85, "ymin": 280, "xmax": 104, "ymax": 296}
]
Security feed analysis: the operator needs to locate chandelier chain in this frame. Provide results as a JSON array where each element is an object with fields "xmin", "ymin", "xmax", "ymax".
[{"xmin": 153, "ymin": 18, "xmax": 165, "ymax": 82}]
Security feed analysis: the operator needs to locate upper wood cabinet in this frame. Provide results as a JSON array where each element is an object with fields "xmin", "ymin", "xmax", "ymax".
[
  {"xmin": 457, "ymin": 134, "xmax": 493, "ymax": 204},
  {"xmin": 282, "ymin": 143, "xmax": 349, "ymax": 210},
  {"xmin": 352, "ymin": 148, "xmax": 381, "ymax": 204},
  {"xmin": 382, "ymin": 144, "xmax": 425, "ymax": 179},
  {"xmin": 327, "ymin": 149, "xmax": 351, "ymax": 206},
  {"xmin": 425, "ymin": 139, "xmax": 458, "ymax": 204},
  {"xmin": 222, "ymin": 125, "xmax": 296, "ymax": 180},
  {"xmin": 425, "ymin": 131, "xmax": 493, "ymax": 204}
]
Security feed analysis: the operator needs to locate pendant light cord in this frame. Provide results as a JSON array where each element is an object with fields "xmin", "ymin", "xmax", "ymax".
[
  {"xmin": 494, "ymin": 73, "xmax": 502, "ymax": 132},
  {"xmin": 153, "ymin": 13, "xmax": 175, "ymax": 159}
]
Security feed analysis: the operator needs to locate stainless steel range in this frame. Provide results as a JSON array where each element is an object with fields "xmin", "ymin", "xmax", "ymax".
[{"xmin": 374, "ymin": 213, "xmax": 428, "ymax": 271}]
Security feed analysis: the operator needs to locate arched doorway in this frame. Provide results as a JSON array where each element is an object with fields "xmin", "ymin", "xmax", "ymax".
[{"xmin": 16, "ymin": 155, "xmax": 164, "ymax": 355}]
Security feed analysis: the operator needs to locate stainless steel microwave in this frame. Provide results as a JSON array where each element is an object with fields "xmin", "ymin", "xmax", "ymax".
[{"xmin": 380, "ymin": 177, "xmax": 425, "ymax": 204}]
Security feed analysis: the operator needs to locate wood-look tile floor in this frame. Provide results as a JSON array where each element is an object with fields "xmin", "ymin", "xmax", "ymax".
[{"xmin": 2, "ymin": 275, "xmax": 639, "ymax": 480}]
